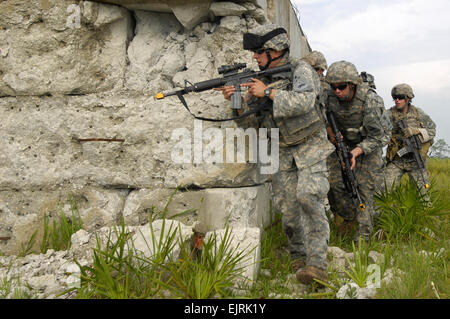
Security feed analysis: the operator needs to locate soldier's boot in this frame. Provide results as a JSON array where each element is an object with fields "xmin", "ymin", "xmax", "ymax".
[
  {"xmin": 296, "ymin": 266, "xmax": 328, "ymax": 286},
  {"xmin": 291, "ymin": 259, "xmax": 307, "ymax": 273}
]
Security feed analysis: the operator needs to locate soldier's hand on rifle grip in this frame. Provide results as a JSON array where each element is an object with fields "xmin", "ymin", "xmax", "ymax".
[
  {"xmin": 214, "ymin": 86, "xmax": 236, "ymax": 101},
  {"xmin": 403, "ymin": 126, "xmax": 420, "ymax": 138},
  {"xmin": 241, "ymin": 78, "xmax": 268, "ymax": 98},
  {"xmin": 326, "ymin": 126, "xmax": 343, "ymax": 146},
  {"xmin": 350, "ymin": 147, "xmax": 364, "ymax": 170}
]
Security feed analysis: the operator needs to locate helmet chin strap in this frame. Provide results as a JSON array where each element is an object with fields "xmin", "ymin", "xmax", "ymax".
[{"xmin": 260, "ymin": 49, "xmax": 287, "ymax": 70}]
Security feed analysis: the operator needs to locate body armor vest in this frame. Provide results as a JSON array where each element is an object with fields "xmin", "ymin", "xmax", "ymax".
[
  {"xmin": 327, "ymin": 84, "xmax": 372, "ymax": 148},
  {"xmin": 386, "ymin": 105, "xmax": 431, "ymax": 161},
  {"xmin": 248, "ymin": 57, "xmax": 323, "ymax": 147}
]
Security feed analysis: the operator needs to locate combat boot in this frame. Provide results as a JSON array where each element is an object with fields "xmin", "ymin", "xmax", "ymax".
[
  {"xmin": 296, "ymin": 265, "xmax": 328, "ymax": 286},
  {"xmin": 291, "ymin": 259, "xmax": 306, "ymax": 273}
]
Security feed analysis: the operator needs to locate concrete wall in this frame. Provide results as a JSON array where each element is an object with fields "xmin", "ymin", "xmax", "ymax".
[
  {"xmin": 0, "ymin": 0, "xmax": 311, "ymax": 255},
  {"xmin": 92, "ymin": 0, "xmax": 311, "ymax": 56}
]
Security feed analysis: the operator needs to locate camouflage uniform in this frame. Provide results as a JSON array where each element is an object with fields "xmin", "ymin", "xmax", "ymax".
[
  {"xmin": 237, "ymin": 25, "xmax": 334, "ymax": 271},
  {"xmin": 324, "ymin": 61, "xmax": 391, "ymax": 241},
  {"xmin": 360, "ymin": 71, "xmax": 377, "ymax": 90},
  {"xmin": 302, "ymin": 50, "xmax": 329, "ymax": 124},
  {"xmin": 384, "ymin": 84, "xmax": 436, "ymax": 198}
]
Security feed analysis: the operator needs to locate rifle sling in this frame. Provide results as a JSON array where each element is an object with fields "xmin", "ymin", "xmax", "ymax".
[{"xmin": 176, "ymin": 91, "xmax": 270, "ymax": 122}]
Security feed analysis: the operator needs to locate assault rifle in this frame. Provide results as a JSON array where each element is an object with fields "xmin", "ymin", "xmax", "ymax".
[
  {"xmin": 397, "ymin": 118, "xmax": 429, "ymax": 189},
  {"xmin": 154, "ymin": 63, "xmax": 291, "ymax": 122},
  {"xmin": 326, "ymin": 109, "xmax": 366, "ymax": 212}
]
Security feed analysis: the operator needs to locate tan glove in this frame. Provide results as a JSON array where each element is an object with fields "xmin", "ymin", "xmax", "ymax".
[{"xmin": 404, "ymin": 126, "xmax": 419, "ymax": 138}]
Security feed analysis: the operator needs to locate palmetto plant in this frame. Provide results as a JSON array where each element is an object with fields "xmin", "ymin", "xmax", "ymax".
[
  {"xmin": 73, "ymin": 211, "xmax": 250, "ymax": 299},
  {"xmin": 374, "ymin": 179, "xmax": 449, "ymax": 241}
]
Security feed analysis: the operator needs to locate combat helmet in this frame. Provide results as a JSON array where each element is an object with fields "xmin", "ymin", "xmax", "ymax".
[
  {"xmin": 325, "ymin": 61, "xmax": 362, "ymax": 85},
  {"xmin": 303, "ymin": 50, "xmax": 328, "ymax": 71},
  {"xmin": 243, "ymin": 24, "xmax": 290, "ymax": 70},
  {"xmin": 391, "ymin": 83, "xmax": 414, "ymax": 99},
  {"xmin": 243, "ymin": 23, "xmax": 290, "ymax": 52}
]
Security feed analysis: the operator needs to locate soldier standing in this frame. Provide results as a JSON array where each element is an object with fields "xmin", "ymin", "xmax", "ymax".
[
  {"xmin": 218, "ymin": 24, "xmax": 335, "ymax": 285},
  {"xmin": 302, "ymin": 50, "xmax": 328, "ymax": 89},
  {"xmin": 302, "ymin": 50, "xmax": 329, "ymax": 124},
  {"xmin": 360, "ymin": 71, "xmax": 377, "ymax": 90},
  {"xmin": 324, "ymin": 61, "xmax": 391, "ymax": 243},
  {"xmin": 384, "ymin": 83, "xmax": 436, "ymax": 199}
]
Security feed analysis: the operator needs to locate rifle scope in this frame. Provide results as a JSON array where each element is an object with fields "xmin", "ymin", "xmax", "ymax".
[{"xmin": 217, "ymin": 63, "xmax": 247, "ymax": 75}]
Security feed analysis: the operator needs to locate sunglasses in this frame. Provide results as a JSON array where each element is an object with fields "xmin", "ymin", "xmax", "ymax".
[
  {"xmin": 331, "ymin": 83, "xmax": 348, "ymax": 91},
  {"xmin": 393, "ymin": 95, "xmax": 406, "ymax": 100}
]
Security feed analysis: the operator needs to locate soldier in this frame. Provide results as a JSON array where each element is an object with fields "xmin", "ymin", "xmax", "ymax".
[
  {"xmin": 324, "ymin": 61, "xmax": 391, "ymax": 243},
  {"xmin": 218, "ymin": 24, "xmax": 335, "ymax": 285},
  {"xmin": 302, "ymin": 50, "xmax": 329, "ymax": 123},
  {"xmin": 360, "ymin": 71, "xmax": 377, "ymax": 90},
  {"xmin": 384, "ymin": 83, "xmax": 436, "ymax": 199},
  {"xmin": 302, "ymin": 50, "xmax": 328, "ymax": 79}
]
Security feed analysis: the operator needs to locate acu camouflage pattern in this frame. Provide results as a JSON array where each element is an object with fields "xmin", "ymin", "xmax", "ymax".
[
  {"xmin": 325, "ymin": 61, "xmax": 362, "ymax": 85},
  {"xmin": 384, "ymin": 104, "xmax": 436, "ymax": 197},
  {"xmin": 326, "ymin": 83, "xmax": 392, "ymax": 154},
  {"xmin": 325, "ymin": 82, "xmax": 391, "ymax": 241},
  {"xmin": 302, "ymin": 51, "xmax": 329, "ymax": 124},
  {"xmin": 360, "ymin": 72, "xmax": 376, "ymax": 89},
  {"xmin": 327, "ymin": 148, "xmax": 383, "ymax": 240},
  {"xmin": 391, "ymin": 83, "xmax": 415, "ymax": 99},
  {"xmin": 235, "ymin": 53, "xmax": 334, "ymax": 270},
  {"xmin": 249, "ymin": 23, "xmax": 290, "ymax": 51},
  {"xmin": 302, "ymin": 50, "xmax": 328, "ymax": 70},
  {"xmin": 316, "ymin": 75, "xmax": 330, "ymax": 124}
]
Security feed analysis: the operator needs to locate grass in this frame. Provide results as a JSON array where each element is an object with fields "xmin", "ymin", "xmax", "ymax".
[
  {"xmin": 4, "ymin": 159, "xmax": 449, "ymax": 299},
  {"xmin": 40, "ymin": 196, "xmax": 83, "ymax": 253},
  {"xmin": 246, "ymin": 158, "xmax": 449, "ymax": 299},
  {"xmin": 373, "ymin": 179, "xmax": 448, "ymax": 241},
  {"xmin": 72, "ymin": 207, "xmax": 250, "ymax": 299},
  {"xmin": 64, "ymin": 158, "xmax": 450, "ymax": 299},
  {"xmin": 16, "ymin": 195, "xmax": 83, "ymax": 256},
  {"xmin": 376, "ymin": 239, "xmax": 449, "ymax": 299}
]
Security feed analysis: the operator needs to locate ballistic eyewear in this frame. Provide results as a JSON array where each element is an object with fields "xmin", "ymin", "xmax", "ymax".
[
  {"xmin": 393, "ymin": 95, "xmax": 406, "ymax": 100},
  {"xmin": 331, "ymin": 83, "xmax": 348, "ymax": 91}
]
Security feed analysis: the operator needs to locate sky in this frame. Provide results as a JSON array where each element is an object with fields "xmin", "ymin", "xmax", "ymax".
[{"xmin": 291, "ymin": 0, "xmax": 450, "ymax": 143}]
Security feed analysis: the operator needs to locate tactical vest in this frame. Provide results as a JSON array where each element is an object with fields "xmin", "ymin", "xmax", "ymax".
[
  {"xmin": 386, "ymin": 105, "xmax": 431, "ymax": 161},
  {"xmin": 249, "ymin": 57, "xmax": 323, "ymax": 147},
  {"xmin": 326, "ymin": 83, "xmax": 372, "ymax": 148}
]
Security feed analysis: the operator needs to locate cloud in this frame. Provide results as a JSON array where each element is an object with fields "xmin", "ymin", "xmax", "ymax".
[
  {"xmin": 293, "ymin": 0, "xmax": 450, "ymax": 142},
  {"xmin": 296, "ymin": 0, "xmax": 450, "ymax": 65},
  {"xmin": 373, "ymin": 59, "xmax": 450, "ymax": 93}
]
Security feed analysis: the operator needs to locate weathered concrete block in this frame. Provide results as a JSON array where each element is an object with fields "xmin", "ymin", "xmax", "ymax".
[
  {"xmin": 125, "ymin": 10, "xmax": 185, "ymax": 93},
  {"xmin": 132, "ymin": 219, "xmax": 193, "ymax": 260},
  {"xmin": 123, "ymin": 188, "xmax": 202, "ymax": 226},
  {"xmin": 210, "ymin": 2, "xmax": 247, "ymax": 17},
  {"xmin": 0, "ymin": 187, "xmax": 126, "ymax": 255},
  {"xmin": 170, "ymin": 1, "xmax": 212, "ymax": 30},
  {"xmin": 0, "ymin": 0, "xmax": 132, "ymax": 96},
  {"xmin": 0, "ymin": 94, "xmax": 268, "ymax": 192},
  {"xmin": 198, "ymin": 184, "xmax": 271, "ymax": 231}
]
